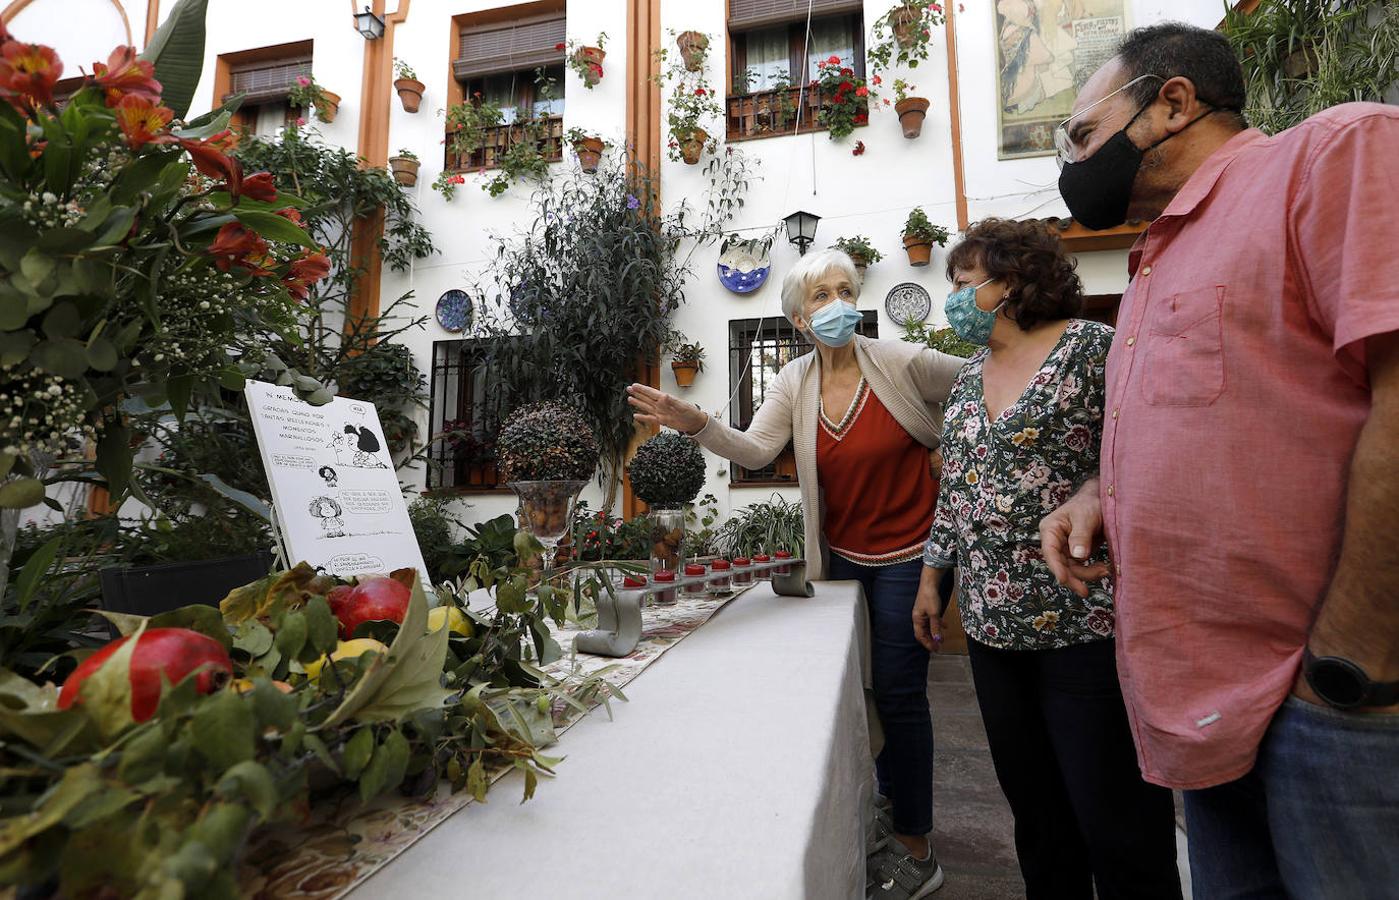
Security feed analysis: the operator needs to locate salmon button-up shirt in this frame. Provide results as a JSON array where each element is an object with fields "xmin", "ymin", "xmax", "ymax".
[{"xmin": 1101, "ymin": 103, "xmax": 1399, "ymax": 790}]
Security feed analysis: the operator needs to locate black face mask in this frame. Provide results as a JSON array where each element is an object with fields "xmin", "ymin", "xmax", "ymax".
[{"xmin": 1058, "ymin": 101, "xmax": 1220, "ymax": 230}]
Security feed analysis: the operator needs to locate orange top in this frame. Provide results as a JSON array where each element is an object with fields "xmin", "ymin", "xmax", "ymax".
[{"xmin": 816, "ymin": 379, "xmax": 938, "ymax": 565}]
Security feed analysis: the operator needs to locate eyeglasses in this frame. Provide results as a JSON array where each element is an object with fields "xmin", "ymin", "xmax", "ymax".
[{"xmin": 1053, "ymin": 73, "xmax": 1163, "ymax": 169}]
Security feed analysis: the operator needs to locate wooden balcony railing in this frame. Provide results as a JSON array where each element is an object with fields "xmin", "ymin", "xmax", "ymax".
[
  {"xmin": 726, "ymin": 87, "xmax": 834, "ymax": 141},
  {"xmin": 444, "ymin": 115, "xmax": 564, "ymax": 172}
]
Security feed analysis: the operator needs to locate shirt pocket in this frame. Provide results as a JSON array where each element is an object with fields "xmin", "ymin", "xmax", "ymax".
[{"xmin": 1141, "ymin": 286, "xmax": 1226, "ymax": 407}]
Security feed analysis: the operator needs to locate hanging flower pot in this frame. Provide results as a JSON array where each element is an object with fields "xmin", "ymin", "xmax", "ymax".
[
  {"xmin": 574, "ymin": 46, "xmax": 606, "ymax": 87},
  {"xmin": 671, "ymin": 360, "xmax": 699, "ymax": 387},
  {"xmin": 389, "ymin": 154, "xmax": 420, "ymax": 186},
  {"xmin": 572, "ymin": 134, "xmax": 606, "ymax": 173},
  {"xmin": 316, "ymin": 90, "xmax": 341, "ymax": 123},
  {"xmin": 895, "ymin": 96, "xmax": 931, "ymax": 138},
  {"xmin": 394, "ymin": 77, "xmax": 425, "ymax": 113},
  {"xmin": 903, "ymin": 234, "xmax": 934, "ymax": 267},
  {"xmin": 678, "ymin": 127, "xmax": 708, "ymax": 165},
  {"xmin": 676, "ymin": 31, "xmax": 709, "ymax": 72},
  {"xmin": 891, "ymin": 4, "xmax": 923, "ymax": 49},
  {"xmin": 849, "ymin": 252, "xmax": 871, "ymax": 280}
]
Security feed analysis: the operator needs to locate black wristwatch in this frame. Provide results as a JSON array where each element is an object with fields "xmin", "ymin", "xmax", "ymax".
[{"xmin": 1303, "ymin": 649, "xmax": 1399, "ymax": 710}]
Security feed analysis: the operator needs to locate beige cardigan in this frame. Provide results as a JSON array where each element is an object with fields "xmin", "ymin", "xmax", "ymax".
[{"xmin": 692, "ymin": 334, "xmax": 965, "ymax": 580}]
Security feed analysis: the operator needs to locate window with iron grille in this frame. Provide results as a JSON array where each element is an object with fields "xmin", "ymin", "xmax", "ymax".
[
  {"xmin": 427, "ymin": 339, "xmax": 508, "ymax": 492},
  {"xmin": 224, "ymin": 56, "xmax": 312, "ymax": 105},
  {"xmin": 449, "ymin": 14, "xmax": 566, "ymax": 172},
  {"xmin": 727, "ymin": 310, "xmax": 877, "ymax": 483},
  {"xmin": 727, "ymin": 0, "xmax": 864, "ymax": 141}
]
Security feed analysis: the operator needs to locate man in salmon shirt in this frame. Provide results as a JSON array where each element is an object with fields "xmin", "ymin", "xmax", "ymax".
[{"xmin": 1036, "ymin": 22, "xmax": 1399, "ymax": 898}]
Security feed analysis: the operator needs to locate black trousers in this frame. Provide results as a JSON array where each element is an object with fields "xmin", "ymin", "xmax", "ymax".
[{"xmin": 967, "ymin": 637, "xmax": 1182, "ymax": 900}]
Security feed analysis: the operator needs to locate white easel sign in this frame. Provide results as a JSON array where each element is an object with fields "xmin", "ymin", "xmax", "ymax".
[{"xmin": 244, "ymin": 380, "xmax": 429, "ymax": 585}]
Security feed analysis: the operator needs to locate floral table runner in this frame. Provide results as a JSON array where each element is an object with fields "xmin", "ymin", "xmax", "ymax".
[{"xmin": 239, "ymin": 583, "xmax": 759, "ymax": 898}]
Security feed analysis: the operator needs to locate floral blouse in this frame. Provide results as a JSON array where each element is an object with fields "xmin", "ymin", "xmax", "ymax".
[{"xmin": 923, "ymin": 319, "xmax": 1116, "ymax": 651}]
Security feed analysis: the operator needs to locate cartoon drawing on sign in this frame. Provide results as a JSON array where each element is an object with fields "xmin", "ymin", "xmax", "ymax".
[
  {"xmin": 318, "ymin": 465, "xmax": 338, "ymax": 488},
  {"xmin": 309, "ymin": 496, "xmax": 346, "ymax": 538},
  {"xmin": 329, "ymin": 424, "xmax": 389, "ymax": 468}
]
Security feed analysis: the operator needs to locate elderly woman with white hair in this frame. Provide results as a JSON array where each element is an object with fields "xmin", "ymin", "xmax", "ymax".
[{"xmin": 627, "ymin": 248, "xmax": 964, "ymax": 896}]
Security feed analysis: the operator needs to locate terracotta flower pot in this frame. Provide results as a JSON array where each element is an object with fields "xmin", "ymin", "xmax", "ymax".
[
  {"xmin": 895, "ymin": 97, "xmax": 930, "ymax": 138},
  {"xmin": 891, "ymin": 4, "xmax": 923, "ymax": 48},
  {"xmin": 394, "ymin": 77, "xmax": 425, "ymax": 113},
  {"xmin": 576, "ymin": 46, "xmax": 605, "ymax": 87},
  {"xmin": 677, "ymin": 30, "xmax": 709, "ymax": 72},
  {"xmin": 678, "ymin": 128, "xmax": 708, "ymax": 165},
  {"xmin": 389, "ymin": 155, "xmax": 420, "ymax": 186},
  {"xmin": 317, "ymin": 90, "xmax": 341, "ymax": 123},
  {"xmin": 848, "ymin": 252, "xmax": 871, "ymax": 281},
  {"xmin": 573, "ymin": 135, "xmax": 605, "ymax": 173},
  {"xmin": 903, "ymin": 234, "xmax": 934, "ymax": 267},
  {"xmin": 672, "ymin": 361, "xmax": 699, "ymax": 387}
]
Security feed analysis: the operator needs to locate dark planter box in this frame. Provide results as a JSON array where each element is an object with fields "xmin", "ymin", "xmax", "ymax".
[{"xmin": 100, "ymin": 552, "xmax": 275, "ymax": 626}]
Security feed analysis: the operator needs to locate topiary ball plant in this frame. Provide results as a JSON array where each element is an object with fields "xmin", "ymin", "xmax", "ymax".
[
  {"xmin": 497, "ymin": 401, "xmax": 600, "ymax": 482},
  {"xmin": 628, "ymin": 431, "xmax": 706, "ymax": 508}
]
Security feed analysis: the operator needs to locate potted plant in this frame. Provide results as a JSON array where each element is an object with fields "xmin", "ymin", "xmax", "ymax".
[
  {"xmin": 902, "ymin": 207, "xmax": 950, "ymax": 267},
  {"xmin": 389, "ymin": 149, "xmax": 419, "ymax": 186},
  {"xmin": 432, "ymin": 170, "xmax": 467, "ymax": 201},
  {"xmin": 628, "ymin": 431, "xmax": 707, "ymax": 574},
  {"xmin": 288, "ymin": 73, "xmax": 339, "ymax": 123},
  {"xmin": 868, "ymin": 0, "xmax": 948, "ymax": 70},
  {"xmin": 669, "ymin": 341, "xmax": 705, "ymax": 387},
  {"xmin": 833, "ymin": 235, "xmax": 884, "ymax": 279},
  {"xmin": 676, "ymin": 30, "xmax": 710, "ymax": 71},
  {"xmin": 813, "ymin": 56, "xmax": 871, "ymax": 140},
  {"xmin": 566, "ymin": 33, "xmax": 608, "ymax": 88},
  {"xmin": 656, "ymin": 33, "xmax": 721, "ymax": 164},
  {"xmin": 893, "ymin": 78, "xmax": 930, "ymax": 138},
  {"xmin": 497, "ymin": 401, "xmax": 600, "ymax": 561},
  {"xmin": 566, "ymin": 128, "xmax": 608, "ymax": 174},
  {"xmin": 393, "ymin": 57, "xmax": 425, "ymax": 112}
]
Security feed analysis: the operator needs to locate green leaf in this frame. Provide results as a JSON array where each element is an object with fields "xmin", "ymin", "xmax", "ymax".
[
  {"xmin": 249, "ymin": 679, "xmax": 297, "ymax": 732},
  {"xmin": 77, "ymin": 620, "xmax": 145, "ymax": 739},
  {"xmin": 20, "ymin": 248, "xmax": 54, "ymax": 287},
  {"xmin": 167, "ymin": 373, "xmax": 194, "ymax": 420},
  {"xmin": 30, "ymin": 337, "xmax": 90, "ymax": 378},
  {"xmin": 218, "ymin": 562, "xmax": 328, "ymax": 625},
  {"xmin": 358, "ymin": 729, "xmax": 410, "ymax": 802},
  {"xmin": 85, "ymin": 337, "xmax": 118, "ymax": 372},
  {"xmin": 40, "ymin": 300, "xmax": 81, "ymax": 338},
  {"xmin": 274, "ymin": 610, "xmax": 308, "ymax": 661},
  {"xmin": 185, "ymin": 801, "xmax": 254, "ymax": 862},
  {"xmin": 302, "ymin": 595, "xmax": 338, "ymax": 656},
  {"xmin": 117, "ymin": 723, "xmax": 170, "ymax": 783},
  {"xmin": 95, "ymin": 421, "xmax": 133, "ymax": 501},
  {"xmin": 0, "ymin": 328, "xmax": 35, "ymax": 365},
  {"xmin": 15, "ymin": 534, "xmax": 62, "ymax": 612},
  {"xmin": 0, "ymin": 669, "xmax": 95, "ymax": 755},
  {"xmin": 216, "ymin": 760, "xmax": 278, "ymax": 819},
  {"xmin": 232, "ymin": 209, "xmax": 316, "ymax": 248},
  {"xmin": 190, "ymin": 689, "xmax": 255, "ymax": 772},
  {"xmin": 302, "ymin": 732, "xmax": 340, "ymax": 775},
  {"xmin": 341, "ymin": 727, "xmax": 374, "ymax": 780},
  {"xmin": 196, "ymin": 472, "xmax": 270, "ymax": 521},
  {"xmin": 172, "ymin": 107, "xmax": 232, "ymax": 141},
  {"xmin": 232, "ymin": 620, "xmax": 274, "ymax": 658},
  {"xmin": 466, "ymin": 757, "xmax": 488, "ymax": 801},
  {"xmin": 139, "ymin": 0, "xmax": 210, "ymax": 119},
  {"xmin": 0, "ymin": 763, "xmax": 103, "ymax": 855},
  {"xmin": 0, "ymin": 476, "xmax": 45, "ymax": 509}
]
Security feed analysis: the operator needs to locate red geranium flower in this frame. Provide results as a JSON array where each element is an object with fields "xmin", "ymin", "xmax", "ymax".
[
  {"xmin": 855, "ymin": 86, "xmax": 868, "ymax": 98},
  {"xmin": 852, "ymin": 140, "xmax": 865, "ymax": 157},
  {"xmin": 206, "ymin": 222, "xmax": 269, "ymax": 273},
  {"xmin": 92, "ymin": 45, "xmax": 161, "ymax": 106},
  {"xmin": 872, "ymin": 75, "xmax": 882, "ymax": 86},
  {"xmin": 854, "ymin": 112, "xmax": 869, "ymax": 125},
  {"xmin": 826, "ymin": 54, "xmax": 841, "ymax": 65},
  {"xmin": 0, "ymin": 41, "xmax": 63, "ymax": 110},
  {"xmin": 114, "ymin": 93, "xmax": 173, "ymax": 149},
  {"xmin": 840, "ymin": 67, "xmax": 853, "ymax": 76},
  {"xmin": 554, "ymin": 42, "xmax": 566, "ymax": 51},
  {"xmin": 283, "ymin": 249, "xmax": 331, "ymax": 301},
  {"xmin": 240, "ymin": 171, "xmax": 278, "ymax": 202},
  {"xmin": 695, "ymin": 87, "xmax": 706, "ymax": 96}
]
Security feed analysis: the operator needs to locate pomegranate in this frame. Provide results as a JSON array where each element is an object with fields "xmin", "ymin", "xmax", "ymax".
[
  {"xmin": 58, "ymin": 628, "xmax": 233, "ymax": 722},
  {"xmin": 327, "ymin": 576, "xmax": 411, "ymax": 639}
]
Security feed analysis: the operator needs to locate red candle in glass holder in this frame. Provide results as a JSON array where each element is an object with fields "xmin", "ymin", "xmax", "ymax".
[
  {"xmin": 652, "ymin": 569, "xmax": 677, "ymax": 605},
  {"xmin": 774, "ymin": 550, "xmax": 793, "ymax": 576},
  {"xmin": 708, "ymin": 559, "xmax": 732, "ymax": 594},
  {"xmin": 683, "ymin": 563, "xmax": 707, "ymax": 596}
]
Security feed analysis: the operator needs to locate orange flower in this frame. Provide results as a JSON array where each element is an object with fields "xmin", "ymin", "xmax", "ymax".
[
  {"xmin": 0, "ymin": 41, "xmax": 63, "ymax": 110},
  {"xmin": 92, "ymin": 45, "xmax": 161, "ymax": 106},
  {"xmin": 274, "ymin": 206, "xmax": 304, "ymax": 225},
  {"xmin": 179, "ymin": 135, "xmax": 247, "ymax": 197},
  {"xmin": 206, "ymin": 222, "xmax": 269, "ymax": 273},
  {"xmin": 114, "ymin": 93, "xmax": 173, "ymax": 149},
  {"xmin": 283, "ymin": 250, "xmax": 331, "ymax": 301},
  {"xmin": 240, "ymin": 171, "xmax": 278, "ymax": 202}
]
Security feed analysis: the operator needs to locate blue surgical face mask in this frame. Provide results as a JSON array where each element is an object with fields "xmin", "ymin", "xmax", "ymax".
[
  {"xmin": 944, "ymin": 278, "xmax": 1002, "ymax": 345},
  {"xmin": 808, "ymin": 300, "xmax": 863, "ymax": 348}
]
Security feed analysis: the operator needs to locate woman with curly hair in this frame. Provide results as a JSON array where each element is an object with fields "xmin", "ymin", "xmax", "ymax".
[{"xmin": 912, "ymin": 219, "xmax": 1181, "ymax": 898}]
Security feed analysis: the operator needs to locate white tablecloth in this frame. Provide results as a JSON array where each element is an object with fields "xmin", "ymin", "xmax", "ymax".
[{"xmin": 354, "ymin": 581, "xmax": 873, "ymax": 899}]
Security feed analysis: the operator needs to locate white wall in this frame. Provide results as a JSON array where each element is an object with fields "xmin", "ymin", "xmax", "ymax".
[{"xmin": 7, "ymin": 0, "xmax": 148, "ymax": 62}]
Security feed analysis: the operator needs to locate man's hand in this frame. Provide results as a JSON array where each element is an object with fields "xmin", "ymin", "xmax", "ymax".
[
  {"xmin": 1039, "ymin": 479, "xmax": 1111, "ymax": 598},
  {"xmin": 913, "ymin": 566, "xmax": 945, "ymax": 652},
  {"xmin": 626, "ymin": 383, "xmax": 709, "ymax": 434}
]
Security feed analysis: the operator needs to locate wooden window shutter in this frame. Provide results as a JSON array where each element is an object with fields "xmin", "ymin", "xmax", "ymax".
[
  {"xmin": 728, "ymin": 0, "xmax": 862, "ymax": 31},
  {"xmin": 226, "ymin": 56, "xmax": 312, "ymax": 105},
  {"xmin": 454, "ymin": 14, "xmax": 566, "ymax": 81}
]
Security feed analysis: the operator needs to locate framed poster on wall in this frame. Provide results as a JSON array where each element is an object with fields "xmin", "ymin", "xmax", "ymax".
[{"xmin": 995, "ymin": 0, "xmax": 1129, "ymax": 159}]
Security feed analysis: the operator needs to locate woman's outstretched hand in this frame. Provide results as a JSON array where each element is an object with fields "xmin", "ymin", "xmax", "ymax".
[{"xmin": 626, "ymin": 383, "xmax": 709, "ymax": 434}]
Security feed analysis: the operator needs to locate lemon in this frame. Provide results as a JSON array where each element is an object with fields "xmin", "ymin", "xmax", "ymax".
[
  {"xmin": 427, "ymin": 606, "xmax": 474, "ymax": 638},
  {"xmin": 303, "ymin": 638, "xmax": 389, "ymax": 680},
  {"xmin": 232, "ymin": 678, "xmax": 292, "ymax": 694}
]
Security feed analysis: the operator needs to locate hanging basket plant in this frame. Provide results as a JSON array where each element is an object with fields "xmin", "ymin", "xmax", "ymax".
[
  {"xmin": 388, "ymin": 149, "xmax": 420, "ymax": 186},
  {"xmin": 902, "ymin": 207, "xmax": 950, "ymax": 267},
  {"xmin": 567, "ymin": 129, "xmax": 608, "ymax": 174},
  {"xmin": 393, "ymin": 57, "xmax": 424, "ymax": 113},
  {"xmin": 832, "ymin": 236, "xmax": 883, "ymax": 280},
  {"xmin": 868, "ymin": 1, "xmax": 948, "ymax": 71},
  {"xmin": 676, "ymin": 30, "xmax": 710, "ymax": 72},
  {"xmin": 892, "ymin": 79, "xmax": 930, "ymax": 138},
  {"xmin": 813, "ymin": 57, "xmax": 870, "ymax": 140},
  {"xmin": 565, "ymin": 33, "xmax": 608, "ymax": 89},
  {"xmin": 675, "ymin": 127, "xmax": 710, "ymax": 165},
  {"xmin": 668, "ymin": 340, "xmax": 705, "ymax": 387},
  {"xmin": 289, "ymin": 74, "xmax": 339, "ymax": 123},
  {"xmin": 657, "ymin": 30, "xmax": 721, "ymax": 164}
]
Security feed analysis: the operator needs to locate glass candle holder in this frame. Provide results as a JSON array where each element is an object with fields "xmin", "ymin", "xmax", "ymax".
[
  {"xmin": 683, "ymin": 563, "xmax": 707, "ymax": 597},
  {"xmin": 652, "ymin": 569, "xmax": 677, "ymax": 606},
  {"xmin": 774, "ymin": 550, "xmax": 793, "ymax": 576},
  {"xmin": 752, "ymin": 553, "xmax": 772, "ymax": 580},
  {"xmin": 707, "ymin": 559, "xmax": 732, "ymax": 595},
  {"xmin": 731, "ymin": 556, "xmax": 753, "ymax": 585}
]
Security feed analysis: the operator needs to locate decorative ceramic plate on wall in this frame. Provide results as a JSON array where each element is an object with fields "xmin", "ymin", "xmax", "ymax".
[
  {"xmin": 435, "ymin": 289, "xmax": 472, "ymax": 332},
  {"xmin": 884, "ymin": 282, "xmax": 932, "ymax": 324},
  {"xmin": 717, "ymin": 234, "xmax": 773, "ymax": 294}
]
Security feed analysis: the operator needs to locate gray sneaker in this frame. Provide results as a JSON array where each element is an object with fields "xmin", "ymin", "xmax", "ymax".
[
  {"xmin": 866, "ymin": 844, "xmax": 945, "ymax": 900},
  {"xmin": 866, "ymin": 801, "xmax": 894, "ymax": 855}
]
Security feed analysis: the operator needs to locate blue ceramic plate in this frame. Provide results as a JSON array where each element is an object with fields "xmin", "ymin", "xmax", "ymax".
[
  {"xmin": 717, "ymin": 235, "xmax": 773, "ymax": 295},
  {"xmin": 435, "ymin": 289, "xmax": 472, "ymax": 332}
]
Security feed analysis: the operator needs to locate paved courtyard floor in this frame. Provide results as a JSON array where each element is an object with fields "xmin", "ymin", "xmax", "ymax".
[{"xmin": 924, "ymin": 654, "xmax": 1193, "ymax": 899}]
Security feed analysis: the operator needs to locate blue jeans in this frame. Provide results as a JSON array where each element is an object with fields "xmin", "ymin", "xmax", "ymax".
[
  {"xmin": 828, "ymin": 555, "xmax": 933, "ymax": 836},
  {"xmin": 1183, "ymin": 696, "xmax": 1399, "ymax": 899}
]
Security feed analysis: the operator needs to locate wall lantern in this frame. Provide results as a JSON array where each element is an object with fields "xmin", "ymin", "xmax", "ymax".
[
  {"xmin": 783, "ymin": 210, "xmax": 821, "ymax": 256},
  {"xmin": 353, "ymin": 6, "xmax": 386, "ymax": 40}
]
